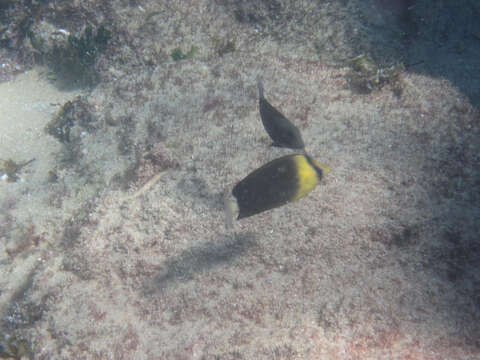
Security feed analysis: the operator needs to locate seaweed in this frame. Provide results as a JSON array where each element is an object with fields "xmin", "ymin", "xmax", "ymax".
[
  {"xmin": 346, "ymin": 54, "xmax": 405, "ymax": 94},
  {"xmin": 48, "ymin": 24, "xmax": 112, "ymax": 86},
  {"xmin": 67, "ymin": 25, "xmax": 110, "ymax": 66},
  {"xmin": 171, "ymin": 45, "xmax": 198, "ymax": 61},
  {"xmin": 0, "ymin": 159, "xmax": 35, "ymax": 183},
  {"xmin": 0, "ymin": 337, "xmax": 33, "ymax": 359},
  {"xmin": 45, "ymin": 97, "xmax": 96, "ymax": 144},
  {"xmin": 213, "ymin": 37, "xmax": 236, "ymax": 57},
  {"xmin": 45, "ymin": 103, "xmax": 75, "ymax": 144}
]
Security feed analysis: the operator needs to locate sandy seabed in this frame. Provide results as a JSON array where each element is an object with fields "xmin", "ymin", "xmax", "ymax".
[{"xmin": 0, "ymin": 1, "xmax": 479, "ymax": 359}]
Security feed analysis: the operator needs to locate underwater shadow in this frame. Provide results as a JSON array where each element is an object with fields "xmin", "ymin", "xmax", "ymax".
[
  {"xmin": 366, "ymin": 120, "xmax": 480, "ymax": 347},
  {"xmin": 339, "ymin": 6, "xmax": 480, "ymax": 341},
  {"xmin": 375, "ymin": 0, "xmax": 480, "ymax": 106},
  {"xmin": 143, "ymin": 232, "xmax": 256, "ymax": 294},
  {"xmin": 328, "ymin": 2, "xmax": 480, "ymax": 343},
  {"xmin": 419, "ymin": 142, "xmax": 480, "ymax": 348},
  {"xmin": 219, "ymin": 0, "xmax": 480, "ymax": 106}
]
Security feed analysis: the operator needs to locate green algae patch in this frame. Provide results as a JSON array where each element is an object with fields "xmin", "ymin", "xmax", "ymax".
[{"xmin": 346, "ymin": 54, "xmax": 405, "ymax": 94}]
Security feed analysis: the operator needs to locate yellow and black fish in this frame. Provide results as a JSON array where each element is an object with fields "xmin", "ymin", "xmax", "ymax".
[
  {"xmin": 225, "ymin": 154, "xmax": 329, "ymax": 222},
  {"xmin": 258, "ymin": 79, "xmax": 305, "ymax": 149}
]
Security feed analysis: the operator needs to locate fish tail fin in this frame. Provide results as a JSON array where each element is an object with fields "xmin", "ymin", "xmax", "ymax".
[
  {"xmin": 223, "ymin": 185, "xmax": 238, "ymax": 230},
  {"xmin": 257, "ymin": 77, "xmax": 264, "ymax": 99}
]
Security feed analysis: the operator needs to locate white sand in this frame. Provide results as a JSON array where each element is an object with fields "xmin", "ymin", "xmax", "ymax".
[
  {"xmin": 0, "ymin": 68, "xmax": 80, "ymax": 331},
  {"xmin": 0, "ymin": 67, "xmax": 80, "ymax": 184}
]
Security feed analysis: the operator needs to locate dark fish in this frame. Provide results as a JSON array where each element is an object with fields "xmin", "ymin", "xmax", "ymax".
[
  {"xmin": 257, "ymin": 79, "xmax": 305, "ymax": 149},
  {"xmin": 230, "ymin": 154, "xmax": 329, "ymax": 220}
]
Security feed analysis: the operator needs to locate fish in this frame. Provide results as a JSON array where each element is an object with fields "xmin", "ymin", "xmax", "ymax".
[
  {"xmin": 257, "ymin": 78, "xmax": 305, "ymax": 149},
  {"xmin": 225, "ymin": 154, "xmax": 329, "ymax": 221}
]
